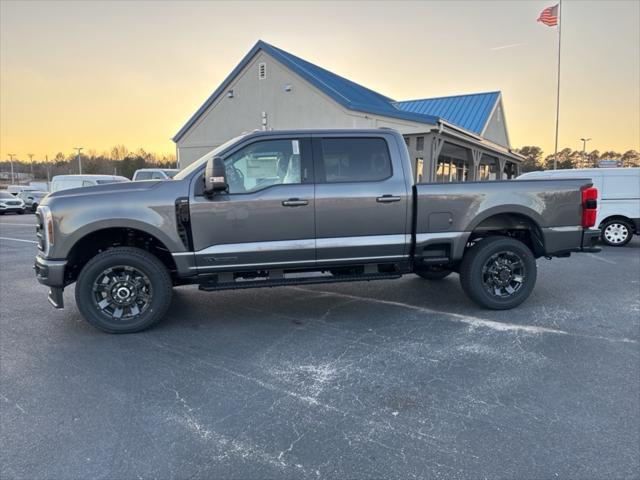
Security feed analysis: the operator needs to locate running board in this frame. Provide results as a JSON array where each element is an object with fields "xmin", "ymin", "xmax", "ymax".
[{"xmin": 198, "ymin": 272, "xmax": 402, "ymax": 292}]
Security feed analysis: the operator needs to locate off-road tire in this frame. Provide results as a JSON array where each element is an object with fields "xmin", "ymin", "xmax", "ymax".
[
  {"xmin": 75, "ymin": 247, "xmax": 173, "ymax": 333},
  {"xmin": 459, "ymin": 236, "xmax": 537, "ymax": 310}
]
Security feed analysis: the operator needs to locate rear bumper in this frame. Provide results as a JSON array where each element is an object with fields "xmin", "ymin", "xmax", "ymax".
[
  {"xmin": 34, "ymin": 255, "xmax": 66, "ymax": 309},
  {"xmin": 580, "ymin": 228, "xmax": 601, "ymax": 252},
  {"xmin": 542, "ymin": 226, "xmax": 601, "ymax": 256}
]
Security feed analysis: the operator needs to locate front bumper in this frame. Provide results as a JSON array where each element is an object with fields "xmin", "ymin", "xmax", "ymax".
[
  {"xmin": 34, "ymin": 255, "xmax": 67, "ymax": 309},
  {"xmin": 0, "ymin": 206, "xmax": 26, "ymax": 213}
]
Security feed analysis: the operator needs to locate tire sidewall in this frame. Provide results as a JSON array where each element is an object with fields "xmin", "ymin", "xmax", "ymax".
[
  {"xmin": 461, "ymin": 237, "xmax": 537, "ymax": 310},
  {"xmin": 600, "ymin": 219, "xmax": 632, "ymax": 247},
  {"xmin": 75, "ymin": 248, "xmax": 172, "ymax": 333}
]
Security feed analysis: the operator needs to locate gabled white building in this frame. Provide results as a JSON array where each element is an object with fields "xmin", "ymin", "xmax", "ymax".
[{"xmin": 174, "ymin": 40, "xmax": 523, "ymax": 181}]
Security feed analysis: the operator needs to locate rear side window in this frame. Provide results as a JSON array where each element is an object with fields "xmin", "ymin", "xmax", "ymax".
[
  {"xmin": 319, "ymin": 138, "xmax": 392, "ymax": 183},
  {"xmin": 135, "ymin": 172, "xmax": 153, "ymax": 181}
]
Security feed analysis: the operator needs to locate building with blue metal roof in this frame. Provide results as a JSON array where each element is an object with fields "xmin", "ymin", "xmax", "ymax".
[{"xmin": 173, "ymin": 40, "xmax": 523, "ymax": 181}]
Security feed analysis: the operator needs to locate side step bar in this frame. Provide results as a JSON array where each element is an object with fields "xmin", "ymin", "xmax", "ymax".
[{"xmin": 198, "ymin": 272, "xmax": 402, "ymax": 292}]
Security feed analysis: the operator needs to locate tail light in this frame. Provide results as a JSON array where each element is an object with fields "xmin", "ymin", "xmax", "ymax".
[{"xmin": 581, "ymin": 186, "xmax": 598, "ymax": 228}]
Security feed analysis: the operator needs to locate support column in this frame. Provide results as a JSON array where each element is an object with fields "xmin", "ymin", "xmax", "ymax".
[
  {"xmin": 497, "ymin": 158, "xmax": 507, "ymax": 180},
  {"xmin": 429, "ymin": 136, "xmax": 445, "ymax": 182},
  {"xmin": 468, "ymin": 148, "xmax": 482, "ymax": 181}
]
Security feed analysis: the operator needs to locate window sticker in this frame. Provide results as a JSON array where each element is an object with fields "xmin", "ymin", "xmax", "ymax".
[{"xmin": 292, "ymin": 140, "xmax": 300, "ymax": 155}]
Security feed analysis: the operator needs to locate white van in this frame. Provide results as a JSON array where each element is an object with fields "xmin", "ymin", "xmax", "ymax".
[
  {"xmin": 518, "ymin": 168, "xmax": 640, "ymax": 246},
  {"xmin": 51, "ymin": 174, "xmax": 129, "ymax": 193},
  {"xmin": 132, "ymin": 168, "xmax": 179, "ymax": 181}
]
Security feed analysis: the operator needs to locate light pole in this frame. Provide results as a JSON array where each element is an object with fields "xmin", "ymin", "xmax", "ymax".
[
  {"xmin": 27, "ymin": 153, "xmax": 34, "ymax": 178},
  {"xmin": 580, "ymin": 138, "xmax": 592, "ymax": 168},
  {"xmin": 73, "ymin": 147, "xmax": 83, "ymax": 174},
  {"xmin": 45, "ymin": 155, "xmax": 51, "ymax": 185},
  {"xmin": 8, "ymin": 154, "xmax": 16, "ymax": 184}
]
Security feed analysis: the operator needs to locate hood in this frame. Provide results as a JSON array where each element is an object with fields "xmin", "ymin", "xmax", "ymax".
[{"xmin": 47, "ymin": 180, "xmax": 161, "ymax": 200}]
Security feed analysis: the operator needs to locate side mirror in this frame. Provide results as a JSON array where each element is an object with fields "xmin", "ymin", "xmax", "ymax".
[{"xmin": 204, "ymin": 156, "xmax": 228, "ymax": 195}]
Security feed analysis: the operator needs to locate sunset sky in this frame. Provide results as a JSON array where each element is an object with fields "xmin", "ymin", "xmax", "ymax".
[{"xmin": 1, "ymin": 0, "xmax": 638, "ymax": 162}]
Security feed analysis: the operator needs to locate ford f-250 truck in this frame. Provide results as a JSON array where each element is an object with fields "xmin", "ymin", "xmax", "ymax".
[{"xmin": 34, "ymin": 129, "xmax": 600, "ymax": 333}]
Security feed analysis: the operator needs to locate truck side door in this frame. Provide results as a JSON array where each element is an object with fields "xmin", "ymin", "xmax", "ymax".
[
  {"xmin": 189, "ymin": 137, "xmax": 316, "ymax": 271},
  {"xmin": 312, "ymin": 134, "xmax": 410, "ymax": 264}
]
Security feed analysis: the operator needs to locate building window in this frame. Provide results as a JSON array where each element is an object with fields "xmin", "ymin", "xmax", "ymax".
[
  {"xmin": 258, "ymin": 62, "xmax": 266, "ymax": 80},
  {"xmin": 404, "ymin": 136, "xmax": 411, "ymax": 148},
  {"xmin": 416, "ymin": 136, "xmax": 424, "ymax": 151}
]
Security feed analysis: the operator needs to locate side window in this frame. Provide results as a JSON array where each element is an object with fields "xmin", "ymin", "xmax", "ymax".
[
  {"xmin": 136, "ymin": 172, "xmax": 153, "ymax": 181},
  {"xmin": 151, "ymin": 172, "xmax": 166, "ymax": 180},
  {"xmin": 224, "ymin": 139, "xmax": 303, "ymax": 194},
  {"xmin": 319, "ymin": 138, "xmax": 392, "ymax": 183},
  {"xmin": 82, "ymin": 180, "xmax": 94, "ymax": 187}
]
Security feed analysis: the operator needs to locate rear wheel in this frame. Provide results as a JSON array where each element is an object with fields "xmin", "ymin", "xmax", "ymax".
[
  {"xmin": 459, "ymin": 236, "xmax": 537, "ymax": 310},
  {"xmin": 415, "ymin": 266, "xmax": 453, "ymax": 280},
  {"xmin": 75, "ymin": 247, "xmax": 173, "ymax": 333},
  {"xmin": 600, "ymin": 219, "xmax": 633, "ymax": 247}
]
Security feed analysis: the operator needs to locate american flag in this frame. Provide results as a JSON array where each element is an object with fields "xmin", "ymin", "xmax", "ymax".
[{"xmin": 538, "ymin": 4, "xmax": 559, "ymax": 26}]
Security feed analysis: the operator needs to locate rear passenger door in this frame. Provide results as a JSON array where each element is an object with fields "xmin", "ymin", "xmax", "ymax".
[{"xmin": 312, "ymin": 134, "xmax": 410, "ymax": 264}]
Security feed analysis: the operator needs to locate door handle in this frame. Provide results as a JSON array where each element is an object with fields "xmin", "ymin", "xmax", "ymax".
[
  {"xmin": 376, "ymin": 195, "xmax": 401, "ymax": 203},
  {"xmin": 282, "ymin": 198, "xmax": 309, "ymax": 207}
]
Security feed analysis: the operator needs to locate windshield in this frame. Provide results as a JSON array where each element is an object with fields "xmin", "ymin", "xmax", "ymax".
[
  {"xmin": 0, "ymin": 191, "xmax": 14, "ymax": 199},
  {"xmin": 173, "ymin": 134, "xmax": 245, "ymax": 180}
]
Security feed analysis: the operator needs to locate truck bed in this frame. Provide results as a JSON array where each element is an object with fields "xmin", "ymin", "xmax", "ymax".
[{"xmin": 414, "ymin": 178, "xmax": 594, "ymax": 261}]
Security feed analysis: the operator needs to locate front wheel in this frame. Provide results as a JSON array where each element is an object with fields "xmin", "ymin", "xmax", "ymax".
[
  {"xmin": 600, "ymin": 219, "xmax": 633, "ymax": 247},
  {"xmin": 75, "ymin": 247, "xmax": 173, "ymax": 333},
  {"xmin": 459, "ymin": 236, "xmax": 537, "ymax": 310}
]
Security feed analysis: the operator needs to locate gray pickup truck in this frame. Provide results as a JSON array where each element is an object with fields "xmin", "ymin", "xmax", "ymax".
[{"xmin": 34, "ymin": 129, "xmax": 600, "ymax": 333}]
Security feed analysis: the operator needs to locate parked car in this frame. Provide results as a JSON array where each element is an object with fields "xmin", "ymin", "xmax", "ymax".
[
  {"xmin": 0, "ymin": 191, "xmax": 26, "ymax": 215},
  {"xmin": 35, "ymin": 129, "xmax": 600, "ymax": 333},
  {"xmin": 5, "ymin": 185, "xmax": 36, "ymax": 196},
  {"xmin": 18, "ymin": 190, "xmax": 48, "ymax": 212},
  {"xmin": 518, "ymin": 167, "xmax": 639, "ymax": 246},
  {"xmin": 50, "ymin": 175, "xmax": 130, "ymax": 193},
  {"xmin": 132, "ymin": 168, "xmax": 179, "ymax": 181}
]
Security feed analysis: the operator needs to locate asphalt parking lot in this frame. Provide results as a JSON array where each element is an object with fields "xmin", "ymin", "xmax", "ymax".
[{"xmin": 1, "ymin": 212, "xmax": 639, "ymax": 479}]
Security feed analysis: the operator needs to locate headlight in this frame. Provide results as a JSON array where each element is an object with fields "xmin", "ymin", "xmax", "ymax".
[{"xmin": 45, "ymin": 209, "xmax": 54, "ymax": 247}]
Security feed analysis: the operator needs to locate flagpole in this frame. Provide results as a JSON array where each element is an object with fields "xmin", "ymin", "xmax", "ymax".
[{"xmin": 553, "ymin": 0, "xmax": 562, "ymax": 169}]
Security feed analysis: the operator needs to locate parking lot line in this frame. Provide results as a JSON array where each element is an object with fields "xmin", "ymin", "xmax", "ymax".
[{"xmin": 0, "ymin": 237, "xmax": 37, "ymax": 244}]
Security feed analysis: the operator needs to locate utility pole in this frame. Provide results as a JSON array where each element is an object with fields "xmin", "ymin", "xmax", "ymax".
[
  {"xmin": 45, "ymin": 155, "xmax": 51, "ymax": 185},
  {"xmin": 580, "ymin": 138, "xmax": 591, "ymax": 168},
  {"xmin": 8, "ymin": 154, "xmax": 16, "ymax": 184},
  {"xmin": 27, "ymin": 153, "xmax": 34, "ymax": 178},
  {"xmin": 73, "ymin": 147, "xmax": 83, "ymax": 174}
]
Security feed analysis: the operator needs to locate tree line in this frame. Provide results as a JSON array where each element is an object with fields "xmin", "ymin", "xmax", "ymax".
[
  {"xmin": 515, "ymin": 147, "xmax": 640, "ymax": 172},
  {"xmin": 1, "ymin": 144, "xmax": 639, "ymax": 182},
  {"xmin": 0, "ymin": 146, "xmax": 177, "ymax": 181}
]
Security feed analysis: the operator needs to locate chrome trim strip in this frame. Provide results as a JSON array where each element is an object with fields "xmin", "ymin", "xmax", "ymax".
[
  {"xmin": 544, "ymin": 226, "xmax": 582, "ymax": 232},
  {"xmin": 316, "ymin": 234, "xmax": 406, "ymax": 249},
  {"xmin": 188, "ymin": 255, "xmax": 407, "ymax": 271},
  {"xmin": 415, "ymin": 231, "xmax": 466, "ymax": 243}
]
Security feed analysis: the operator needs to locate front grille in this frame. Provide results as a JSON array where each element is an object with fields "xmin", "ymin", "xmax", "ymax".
[
  {"xmin": 35, "ymin": 210, "xmax": 45, "ymax": 252},
  {"xmin": 6, "ymin": 201, "xmax": 20, "ymax": 206}
]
